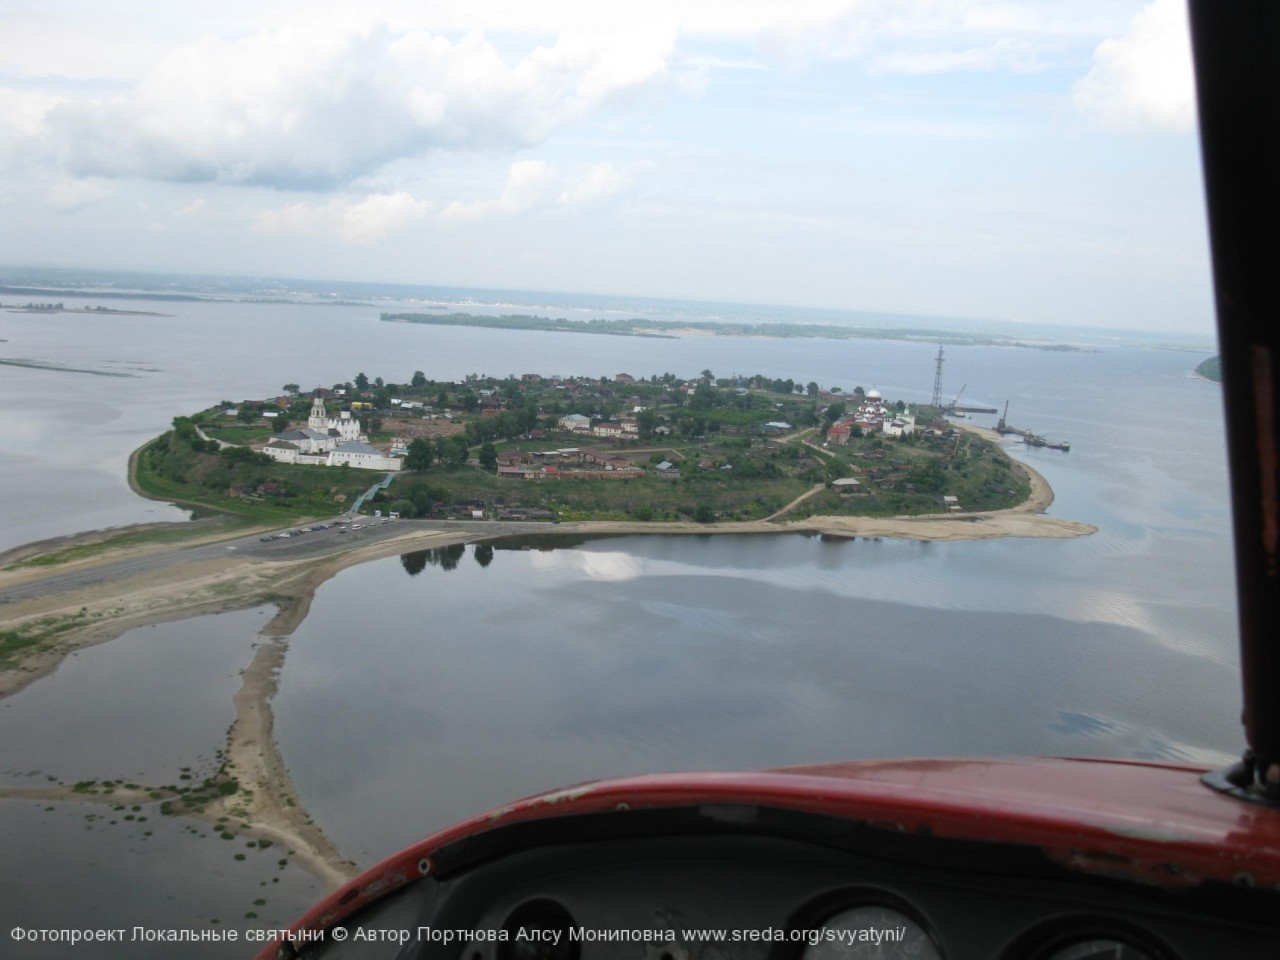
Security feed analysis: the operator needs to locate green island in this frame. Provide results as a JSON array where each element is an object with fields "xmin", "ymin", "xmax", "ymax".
[
  {"xmin": 381, "ymin": 311, "xmax": 1084, "ymax": 350},
  {"xmin": 0, "ymin": 300, "xmax": 171, "ymax": 316},
  {"xmin": 135, "ymin": 370, "xmax": 1030, "ymax": 526},
  {"xmin": 1196, "ymin": 355, "xmax": 1222, "ymax": 382}
]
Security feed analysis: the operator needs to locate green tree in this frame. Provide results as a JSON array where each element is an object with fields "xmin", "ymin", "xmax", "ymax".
[
  {"xmin": 282, "ymin": 383, "xmax": 300, "ymax": 395},
  {"xmin": 354, "ymin": 372, "xmax": 370, "ymax": 391},
  {"xmin": 411, "ymin": 370, "xmax": 427, "ymax": 388},
  {"xmin": 690, "ymin": 382, "xmax": 716, "ymax": 411},
  {"xmin": 693, "ymin": 504, "xmax": 716, "ymax": 523},
  {"xmin": 236, "ymin": 405, "xmax": 257, "ymax": 424},
  {"xmin": 478, "ymin": 442, "xmax": 498, "ymax": 471},
  {"xmin": 448, "ymin": 437, "xmax": 470, "ymax": 466},
  {"xmin": 636, "ymin": 408, "xmax": 659, "ymax": 439},
  {"xmin": 405, "ymin": 438, "xmax": 434, "ymax": 472}
]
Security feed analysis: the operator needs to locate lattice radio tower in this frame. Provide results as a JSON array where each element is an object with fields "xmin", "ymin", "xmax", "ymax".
[{"xmin": 931, "ymin": 345, "xmax": 945, "ymax": 409}]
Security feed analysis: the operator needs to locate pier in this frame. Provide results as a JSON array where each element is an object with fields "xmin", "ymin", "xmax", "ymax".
[{"xmin": 995, "ymin": 402, "xmax": 1070, "ymax": 452}]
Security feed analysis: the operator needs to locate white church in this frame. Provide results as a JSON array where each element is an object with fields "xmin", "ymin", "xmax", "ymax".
[{"xmin": 260, "ymin": 392, "xmax": 402, "ymax": 471}]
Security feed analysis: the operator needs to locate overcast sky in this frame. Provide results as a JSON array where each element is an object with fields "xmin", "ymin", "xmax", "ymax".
[{"xmin": 1, "ymin": 0, "xmax": 1210, "ymax": 333}]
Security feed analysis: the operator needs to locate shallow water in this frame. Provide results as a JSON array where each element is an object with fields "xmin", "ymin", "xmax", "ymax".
[
  {"xmin": 0, "ymin": 798, "xmax": 322, "ymax": 959},
  {"xmin": 0, "ymin": 608, "xmax": 271, "ymax": 787}
]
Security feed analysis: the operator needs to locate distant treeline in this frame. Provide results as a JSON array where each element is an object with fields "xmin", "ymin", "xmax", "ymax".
[
  {"xmin": 381, "ymin": 312, "xmax": 676, "ymax": 338},
  {"xmin": 0, "ymin": 286, "xmax": 210, "ymax": 303},
  {"xmin": 380, "ymin": 311, "xmax": 1082, "ymax": 350}
]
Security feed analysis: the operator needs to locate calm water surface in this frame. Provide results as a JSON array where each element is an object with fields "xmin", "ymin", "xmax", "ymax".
[
  {"xmin": 0, "ymin": 798, "xmax": 321, "ymax": 958},
  {"xmin": 0, "ymin": 608, "xmax": 272, "ymax": 787},
  {"xmin": 275, "ymin": 532, "xmax": 1239, "ymax": 863}
]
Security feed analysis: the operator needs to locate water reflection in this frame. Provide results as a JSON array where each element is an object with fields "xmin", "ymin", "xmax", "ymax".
[
  {"xmin": 278, "ymin": 535, "xmax": 1241, "ymax": 863},
  {"xmin": 400, "ymin": 543, "xmax": 467, "ymax": 575},
  {"xmin": 398, "ymin": 535, "xmax": 612, "ymax": 576}
]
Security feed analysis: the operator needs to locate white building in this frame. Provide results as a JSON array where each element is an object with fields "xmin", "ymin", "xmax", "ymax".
[
  {"xmin": 307, "ymin": 393, "xmax": 362, "ymax": 445},
  {"xmin": 258, "ymin": 391, "xmax": 397, "ymax": 470},
  {"xmin": 328, "ymin": 441, "xmax": 402, "ymax": 471},
  {"xmin": 882, "ymin": 415, "xmax": 916, "ymax": 437}
]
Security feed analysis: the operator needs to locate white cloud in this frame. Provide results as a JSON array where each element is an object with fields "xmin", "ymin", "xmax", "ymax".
[
  {"xmin": 1073, "ymin": 0, "xmax": 1195, "ymax": 135},
  {"xmin": 441, "ymin": 158, "xmax": 639, "ymax": 223},
  {"xmin": 557, "ymin": 162, "xmax": 631, "ymax": 206},
  {"xmin": 868, "ymin": 37, "xmax": 1045, "ymax": 75},
  {"xmin": 340, "ymin": 192, "xmax": 433, "ymax": 243},
  {"xmin": 255, "ymin": 191, "xmax": 433, "ymax": 244},
  {"xmin": 0, "ymin": 88, "xmax": 65, "ymax": 168},
  {"xmin": 43, "ymin": 15, "xmax": 677, "ymax": 189},
  {"xmin": 46, "ymin": 177, "xmax": 115, "ymax": 212},
  {"xmin": 442, "ymin": 160, "xmax": 555, "ymax": 223},
  {"xmin": 254, "ymin": 200, "xmax": 332, "ymax": 235},
  {"xmin": 758, "ymin": 0, "xmax": 1130, "ymax": 70}
]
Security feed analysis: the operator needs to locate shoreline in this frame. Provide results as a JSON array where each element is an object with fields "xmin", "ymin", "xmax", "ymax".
[{"xmin": 0, "ymin": 439, "xmax": 1088, "ymax": 890}]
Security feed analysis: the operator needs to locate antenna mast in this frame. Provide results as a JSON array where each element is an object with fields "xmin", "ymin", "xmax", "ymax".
[{"xmin": 931, "ymin": 345, "xmax": 944, "ymax": 410}]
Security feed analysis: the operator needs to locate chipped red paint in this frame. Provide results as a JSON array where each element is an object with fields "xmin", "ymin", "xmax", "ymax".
[{"xmin": 255, "ymin": 757, "xmax": 1280, "ymax": 959}]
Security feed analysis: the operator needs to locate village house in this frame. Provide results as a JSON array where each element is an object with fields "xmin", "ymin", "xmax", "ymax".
[
  {"xmin": 558, "ymin": 413, "xmax": 591, "ymax": 433},
  {"xmin": 827, "ymin": 422, "xmax": 854, "ymax": 445},
  {"xmin": 591, "ymin": 421, "xmax": 624, "ymax": 439},
  {"xmin": 883, "ymin": 415, "xmax": 916, "ymax": 437}
]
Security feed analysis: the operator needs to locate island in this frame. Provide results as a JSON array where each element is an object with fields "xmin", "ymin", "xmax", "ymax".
[
  {"xmin": 136, "ymin": 370, "xmax": 1037, "ymax": 526},
  {"xmin": 0, "ymin": 367, "xmax": 1096, "ymax": 894},
  {"xmin": 1, "ymin": 300, "xmax": 172, "ymax": 317},
  {"xmin": 381, "ymin": 312, "xmax": 1087, "ymax": 351},
  {"xmin": 1196, "ymin": 355, "xmax": 1222, "ymax": 382}
]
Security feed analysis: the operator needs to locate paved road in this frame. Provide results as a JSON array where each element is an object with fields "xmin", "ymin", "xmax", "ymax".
[{"xmin": 0, "ymin": 518, "xmax": 566, "ymax": 606}]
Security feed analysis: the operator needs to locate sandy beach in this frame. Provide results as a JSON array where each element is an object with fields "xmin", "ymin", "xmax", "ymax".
[{"xmin": 0, "ymin": 443, "xmax": 1090, "ymax": 889}]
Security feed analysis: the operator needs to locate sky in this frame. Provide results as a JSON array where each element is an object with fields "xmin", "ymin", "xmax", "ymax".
[{"xmin": 0, "ymin": 0, "xmax": 1211, "ymax": 333}]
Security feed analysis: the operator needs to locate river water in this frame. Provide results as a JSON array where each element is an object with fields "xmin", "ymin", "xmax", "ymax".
[{"xmin": 0, "ymin": 288, "xmax": 1232, "ymax": 952}]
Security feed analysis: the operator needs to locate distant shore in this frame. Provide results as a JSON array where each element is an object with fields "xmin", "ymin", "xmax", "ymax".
[{"xmin": 0, "ymin": 435, "xmax": 1090, "ymax": 888}]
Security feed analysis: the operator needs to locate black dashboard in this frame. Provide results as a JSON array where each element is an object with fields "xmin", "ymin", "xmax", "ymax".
[{"xmin": 287, "ymin": 805, "xmax": 1276, "ymax": 960}]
